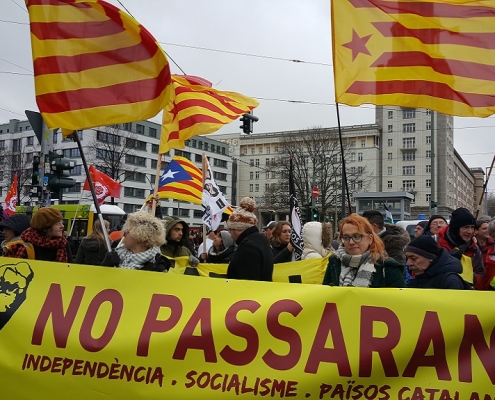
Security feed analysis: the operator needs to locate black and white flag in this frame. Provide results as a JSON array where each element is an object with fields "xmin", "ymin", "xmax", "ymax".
[{"xmin": 289, "ymin": 158, "xmax": 304, "ymax": 261}]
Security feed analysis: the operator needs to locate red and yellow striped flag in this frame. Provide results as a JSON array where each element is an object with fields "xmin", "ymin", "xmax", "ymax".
[
  {"xmin": 332, "ymin": 0, "xmax": 495, "ymax": 117},
  {"xmin": 159, "ymin": 75, "xmax": 258, "ymax": 154},
  {"xmin": 26, "ymin": 0, "xmax": 174, "ymax": 131},
  {"xmin": 147, "ymin": 156, "xmax": 203, "ymax": 204}
]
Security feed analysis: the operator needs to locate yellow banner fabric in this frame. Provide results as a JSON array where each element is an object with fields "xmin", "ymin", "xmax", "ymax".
[{"xmin": 0, "ymin": 257, "xmax": 493, "ymax": 399}]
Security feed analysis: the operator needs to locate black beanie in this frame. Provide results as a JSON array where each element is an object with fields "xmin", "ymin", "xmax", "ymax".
[
  {"xmin": 404, "ymin": 236, "xmax": 440, "ymax": 259},
  {"xmin": 449, "ymin": 208, "xmax": 476, "ymax": 232}
]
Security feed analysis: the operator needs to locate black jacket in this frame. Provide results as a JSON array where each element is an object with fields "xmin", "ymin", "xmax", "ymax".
[
  {"xmin": 408, "ymin": 248, "xmax": 469, "ymax": 289},
  {"xmin": 207, "ymin": 245, "xmax": 236, "ymax": 264},
  {"xmin": 227, "ymin": 226, "xmax": 273, "ymax": 281},
  {"xmin": 270, "ymin": 242, "xmax": 292, "ymax": 263},
  {"xmin": 75, "ymin": 237, "xmax": 108, "ymax": 266}
]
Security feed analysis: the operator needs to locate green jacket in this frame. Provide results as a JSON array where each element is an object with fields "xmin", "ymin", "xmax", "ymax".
[{"xmin": 323, "ymin": 254, "xmax": 406, "ymax": 288}]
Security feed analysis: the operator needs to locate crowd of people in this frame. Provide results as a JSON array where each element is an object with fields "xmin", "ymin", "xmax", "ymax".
[{"xmin": 1, "ymin": 198, "xmax": 494, "ymax": 291}]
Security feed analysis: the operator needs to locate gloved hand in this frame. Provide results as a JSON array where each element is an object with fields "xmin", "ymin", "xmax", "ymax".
[
  {"xmin": 189, "ymin": 255, "xmax": 200, "ymax": 267},
  {"xmin": 101, "ymin": 251, "xmax": 121, "ymax": 267}
]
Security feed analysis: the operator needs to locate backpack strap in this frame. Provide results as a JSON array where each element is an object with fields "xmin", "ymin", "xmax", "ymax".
[{"xmin": 23, "ymin": 242, "xmax": 35, "ymax": 260}]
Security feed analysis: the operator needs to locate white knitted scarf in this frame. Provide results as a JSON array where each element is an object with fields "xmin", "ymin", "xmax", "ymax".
[{"xmin": 335, "ymin": 246, "xmax": 376, "ymax": 287}]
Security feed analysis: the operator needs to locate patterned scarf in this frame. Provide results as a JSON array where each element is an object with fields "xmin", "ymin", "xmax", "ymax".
[
  {"xmin": 20, "ymin": 227, "xmax": 68, "ymax": 262},
  {"xmin": 335, "ymin": 245, "xmax": 375, "ymax": 287},
  {"xmin": 116, "ymin": 246, "xmax": 160, "ymax": 270}
]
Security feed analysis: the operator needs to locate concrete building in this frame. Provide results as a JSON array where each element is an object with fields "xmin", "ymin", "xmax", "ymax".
[
  {"xmin": 0, "ymin": 118, "xmax": 233, "ymax": 228},
  {"xmin": 214, "ymin": 106, "xmax": 479, "ymax": 222}
]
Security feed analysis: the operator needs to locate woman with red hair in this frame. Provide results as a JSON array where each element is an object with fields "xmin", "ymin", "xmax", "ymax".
[{"xmin": 323, "ymin": 213, "xmax": 405, "ymax": 287}]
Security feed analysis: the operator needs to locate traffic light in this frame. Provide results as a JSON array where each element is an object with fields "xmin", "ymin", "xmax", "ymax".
[
  {"xmin": 239, "ymin": 111, "xmax": 259, "ymax": 134},
  {"xmin": 430, "ymin": 200, "xmax": 437, "ymax": 209},
  {"xmin": 47, "ymin": 152, "xmax": 76, "ymax": 192},
  {"xmin": 312, "ymin": 207, "xmax": 319, "ymax": 221},
  {"xmin": 32, "ymin": 155, "xmax": 40, "ymax": 186}
]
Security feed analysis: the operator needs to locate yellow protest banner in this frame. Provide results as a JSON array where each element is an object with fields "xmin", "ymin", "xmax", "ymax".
[
  {"xmin": 169, "ymin": 254, "xmax": 330, "ymax": 284},
  {"xmin": 0, "ymin": 257, "xmax": 493, "ymax": 399}
]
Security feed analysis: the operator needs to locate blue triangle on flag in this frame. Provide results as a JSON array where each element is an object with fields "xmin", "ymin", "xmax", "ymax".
[{"xmin": 158, "ymin": 160, "xmax": 192, "ymax": 187}]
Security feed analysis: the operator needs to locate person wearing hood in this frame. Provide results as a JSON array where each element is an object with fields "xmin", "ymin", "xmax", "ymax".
[
  {"xmin": 270, "ymin": 221, "xmax": 294, "ymax": 263},
  {"xmin": 0, "ymin": 214, "xmax": 31, "ymax": 256},
  {"xmin": 160, "ymin": 216, "xmax": 199, "ymax": 267},
  {"xmin": 301, "ymin": 221, "xmax": 334, "ymax": 259},
  {"xmin": 75, "ymin": 219, "xmax": 110, "ymax": 266},
  {"xmin": 434, "ymin": 207, "xmax": 485, "ymax": 290},
  {"xmin": 362, "ymin": 210, "xmax": 410, "ymax": 264},
  {"xmin": 4, "ymin": 207, "xmax": 73, "ymax": 262},
  {"xmin": 422, "ymin": 215, "xmax": 448, "ymax": 236},
  {"xmin": 406, "ymin": 236, "xmax": 469, "ymax": 289},
  {"xmin": 206, "ymin": 230, "xmax": 236, "ymax": 264}
]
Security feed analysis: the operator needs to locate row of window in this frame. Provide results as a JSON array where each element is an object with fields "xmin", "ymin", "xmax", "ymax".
[
  {"xmin": 387, "ymin": 109, "xmax": 432, "ymax": 119},
  {"xmin": 386, "ymin": 122, "xmax": 432, "ymax": 134},
  {"xmin": 187, "ymin": 139, "xmax": 227, "ymax": 155},
  {"xmin": 386, "ymin": 165, "xmax": 432, "ymax": 175}
]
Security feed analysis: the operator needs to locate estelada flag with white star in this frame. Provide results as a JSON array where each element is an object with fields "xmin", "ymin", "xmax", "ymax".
[
  {"xmin": 148, "ymin": 156, "xmax": 203, "ymax": 204},
  {"xmin": 332, "ymin": 0, "xmax": 495, "ymax": 117}
]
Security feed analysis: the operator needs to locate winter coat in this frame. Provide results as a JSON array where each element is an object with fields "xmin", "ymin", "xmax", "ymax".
[
  {"xmin": 408, "ymin": 248, "xmax": 469, "ymax": 289},
  {"xmin": 434, "ymin": 226, "xmax": 485, "ymax": 290},
  {"xmin": 379, "ymin": 223, "xmax": 410, "ymax": 264},
  {"xmin": 270, "ymin": 241, "xmax": 292, "ymax": 263},
  {"xmin": 227, "ymin": 226, "xmax": 273, "ymax": 281},
  {"xmin": 161, "ymin": 216, "xmax": 193, "ymax": 258},
  {"xmin": 5, "ymin": 227, "xmax": 73, "ymax": 263},
  {"xmin": 483, "ymin": 244, "xmax": 495, "ymax": 290},
  {"xmin": 323, "ymin": 255, "xmax": 406, "ymax": 288},
  {"xmin": 207, "ymin": 245, "xmax": 236, "ymax": 264},
  {"xmin": 75, "ymin": 237, "xmax": 108, "ymax": 266},
  {"xmin": 301, "ymin": 221, "xmax": 333, "ymax": 260}
]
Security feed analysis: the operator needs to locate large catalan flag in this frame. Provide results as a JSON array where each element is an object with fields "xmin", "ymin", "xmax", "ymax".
[
  {"xmin": 26, "ymin": 0, "xmax": 174, "ymax": 131},
  {"xmin": 159, "ymin": 75, "xmax": 258, "ymax": 154},
  {"xmin": 148, "ymin": 156, "xmax": 203, "ymax": 204},
  {"xmin": 332, "ymin": 0, "xmax": 495, "ymax": 117}
]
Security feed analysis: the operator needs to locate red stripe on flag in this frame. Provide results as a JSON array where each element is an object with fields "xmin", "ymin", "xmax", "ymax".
[
  {"xmin": 34, "ymin": 43, "xmax": 157, "ymax": 75},
  {"xmin": 372, "ymin": 22, "xmax": 495, "ymax": 50},
  {"xmin": 30, "ymin": 19, "xmax": 125, "ymax": 40},
  {"xmin": 157, "ymin": 186, "xmax": 200, "ymax": 198},
  {"xmin": 36, "ymin": 66, "xmax": 171, "ymax": 113},
  {"xmin": 178, "ymin": 114, "xmax": 233, "ymax": 131},
  {"xmin": 27, "ymin": 0, "xmax": 92, "ymax": 7},
  {"xmin": 349, "ymin": 0, "xmax": 495, "ymax": 18},
  {"xmin": 371, "ymin": 51, "xmax": 495, "ymax": 81},
  {"xmin": 174, "ymin": 96, "xmax": 249, "ymax": 116},
  {"xmin": 346, "ymin": 80, "xmax": 495, "ymax": 108}
]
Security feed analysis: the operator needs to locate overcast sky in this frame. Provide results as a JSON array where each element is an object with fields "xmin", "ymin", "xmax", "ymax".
[{"xmin": 2, "ymin": 0, "xmax": 495, "ymax": 191}]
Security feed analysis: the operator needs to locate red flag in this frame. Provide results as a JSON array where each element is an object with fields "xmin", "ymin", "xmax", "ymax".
[
  {"xmin": 83, "ymin": 166, "xmax": 122, "ymax": 205},
  {"xmin": 4, "ymin": 174, "xmax": 18, "ymax": 216}
]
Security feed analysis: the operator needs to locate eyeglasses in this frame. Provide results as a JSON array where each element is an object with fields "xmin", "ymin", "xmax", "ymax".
[
  {"xmin": 430, "ymin": 222, "xmax": 446, "ymax": 227},
  {"xmin": 341, "ymin": 234, "xmax": 364, "ymax": 243}
]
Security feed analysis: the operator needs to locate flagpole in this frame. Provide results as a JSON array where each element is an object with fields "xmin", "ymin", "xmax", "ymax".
[
  {"xmin": 335, "ymin": 103, "xmax": 352, "ymax": 216},
  {"xmin": 68, "ymin": 190, "xmax": 85, "ymax": 237},
  {"xmin": 202, "ymin": 153, "xmax": 207, "ymax": 257},
  {"xmin": 68, "ymin": 132, "xmax": 112, "ymax": 252},
  {"xmin": 151, "ymin": 153, "xmax": 162, "ymax": 216}
]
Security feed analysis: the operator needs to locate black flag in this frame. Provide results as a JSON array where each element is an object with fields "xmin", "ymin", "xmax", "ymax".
[{"xmin": 289, "ymin": 158, "xmax": 304, "ymax": 260}]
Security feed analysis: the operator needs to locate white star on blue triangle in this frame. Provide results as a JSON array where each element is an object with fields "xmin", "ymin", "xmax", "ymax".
[{"xmin": 158, "ymin": 159, "xmax": 192, "ymax": 187}]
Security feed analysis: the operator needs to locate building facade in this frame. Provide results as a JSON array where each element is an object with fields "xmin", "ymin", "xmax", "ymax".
[{"xmin": 0, "ymin": 118, "xmax": 233, "ymax": 228}]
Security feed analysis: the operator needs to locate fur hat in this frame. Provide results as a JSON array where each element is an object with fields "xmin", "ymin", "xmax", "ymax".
[
  {"xmin": 123, "ymin": 211, "xmax": 165, "ymax": 249},
  {"xmin": 31, "ymin": 208, "xmax": 63, "ymax": 231},
  {"xmin": 219, "ymin": 230, "xmax": 234, "ymax": 248},
  {"xmin": 227, "ymin": 197, "xmax": 258, "ymax": 230},
  {"xmin": 0, "ymin": 214, "xmax": 31, "ymax": 237},
  {"xmin": 404, "ymin": 235, "xmax": 440, "ymax": 260}
]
